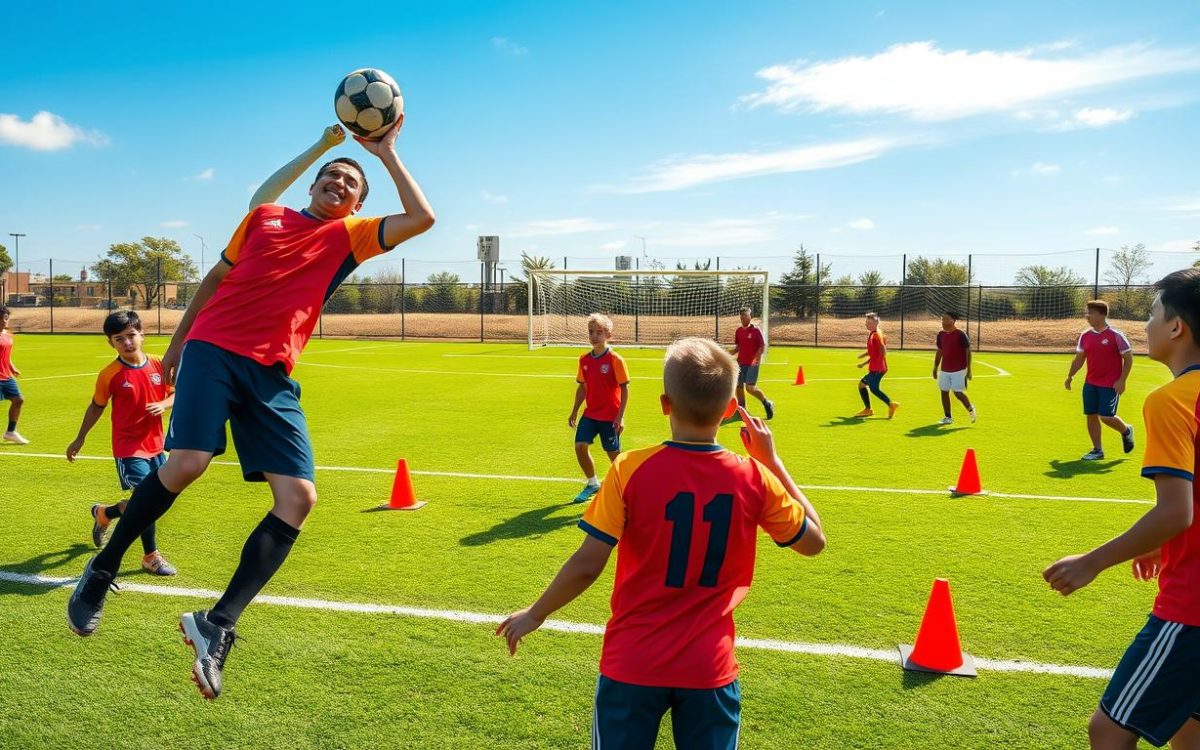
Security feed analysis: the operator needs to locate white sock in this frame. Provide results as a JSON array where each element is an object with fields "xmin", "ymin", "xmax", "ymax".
[{"xmin": 586, "ymin": 476, "xmax": 599, "ymax": 487}]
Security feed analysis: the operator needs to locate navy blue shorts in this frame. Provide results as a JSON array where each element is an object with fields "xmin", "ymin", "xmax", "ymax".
[
  {"xmin": 0, "ymin": 377, "xmax": 20, "ymax": 401},
  {"xmin": 1099, "ymin": 615, "xmax": 1200, "ymax": 747},
  {"xmin": 575, "ymin": 416, "xmax": 620, "ymax": 453},
  {"xmin": 593, "ymin": 675, "xmax": 741, "ymax": 750},
  {"xmin": 1083, "ymin": 383, "xmax": 1119, "ymax": 417},
  {"xmin": 166, "ymin": 340, "xmax": 314, "ymax": 482},
  {"xmin": 115, "ymin": 453, "xmax": 167, "ymax": 492},
  {"xmin": 737, "ymin": 364, "xmax": 760, "ymax": 386}
]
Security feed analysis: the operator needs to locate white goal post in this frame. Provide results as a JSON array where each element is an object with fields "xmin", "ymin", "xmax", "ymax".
[{"xmin": 527, "ymin": 269, "xmax": 770, "ymax": 350}]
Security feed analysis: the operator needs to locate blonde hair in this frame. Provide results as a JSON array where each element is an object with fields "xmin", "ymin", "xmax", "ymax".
[
  {"xmin": 587, "ymin": 313, "xmax": 614, "ymax": 334},
  {"xmin": 663, "ymin": 337, "xmax": 737, "ymax": 426},
  {"xmin": 865, "ymin": 312, "xmax": 880, "ymax": 321}
]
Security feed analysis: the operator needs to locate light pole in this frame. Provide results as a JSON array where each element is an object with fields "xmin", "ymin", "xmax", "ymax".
[
  {"xmin": 193, "ymin": 234, "xmax": 207, "ymax": 279},
  {"xmin": 8, "ymin": 233, "xmax": 25, "ymax": 296},
  {"xmin": 634, "ymin": 235, "xmax": 647, "ymax": 257}
]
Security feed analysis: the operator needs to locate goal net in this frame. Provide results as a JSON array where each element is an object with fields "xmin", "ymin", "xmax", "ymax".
[{"xmin": 527, "ymin": 269, "xmax": 770, "ymax": 349}]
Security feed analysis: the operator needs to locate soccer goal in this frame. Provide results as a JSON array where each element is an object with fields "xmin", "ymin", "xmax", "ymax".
[{"xmin": 527, "ymin": 269, "xmax": 770, "ymax": 349}]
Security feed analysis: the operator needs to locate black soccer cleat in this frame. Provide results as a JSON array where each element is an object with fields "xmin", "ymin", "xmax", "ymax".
[
  {"xmin": 1122, "ymin": 426, "xmax": 1136, "ymax": 455},
  {"xmin": 180, "ymin": 610, "xmax": 237, "ymax": 700},
  {"xmin": 67, "ymin": 557, "xmax": 117, "ymax": 637}
]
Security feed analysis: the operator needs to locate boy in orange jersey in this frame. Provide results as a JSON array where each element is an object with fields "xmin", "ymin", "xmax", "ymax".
[
  {"xmin": 568, "ymin": 313, "xmax": 630, "ymax": 503},
  {"xmin": 0, "ymin": 305, "xmax": 30, "ymax": 444},
  {"xmin": 1045, "ymin": 269, "xmax": 1200, "ymax": 749},
  {"xmin": 66, "ymin": 311, "xmax": 177, "ymax": 575},
  {"xmin": 500, "ymin": 337, "xmax": 825, "ymax": 749},
  {"xmin": 855, "ymin": 311, "xmax": 899, "ymax": 419}
]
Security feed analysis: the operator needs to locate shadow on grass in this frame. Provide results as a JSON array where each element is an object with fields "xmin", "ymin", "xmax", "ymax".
[
  {"xmin": 906, "ymin": 424, "xmax": 970, "ymax": 438},
  {"xmin": 821, "ymin": 416, "xmax": 871, "ymax": 428},
  {"xmin": 0, "ymin": 543, "xmax": 93, "ymax": 597},
  {"xmin": 1044, "ymin": 458, "xmax": 1125, "ymax": 479},
  {"xmin": 460, "ymin": 504, "xmax": 581, "ymax": 547},
  {"xmin": 901, "ymin": 669, "xmax": 946, "ymax": 690}
]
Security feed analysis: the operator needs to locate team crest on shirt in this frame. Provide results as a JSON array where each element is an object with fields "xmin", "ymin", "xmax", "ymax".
[
  {"xmin": 600, "ymin": 364, "xmax": 610, "ymax": 374},
  {"xmin": 151, "ymin": 373, "xmax": 162, "ymax": 385},
  {"xmin": 1101, "ymin": 337, "xmax": 1110, "ymax": 345}
]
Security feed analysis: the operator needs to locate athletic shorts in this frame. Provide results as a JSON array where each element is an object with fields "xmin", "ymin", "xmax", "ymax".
[
  {"xmin": 0, "ymin": 377, "xmax": 20, "ymax": 401},
  {"xmin": 575, "ymin": 416, "xmax": 620, "ymax": 453},
  {"xmin": 1099, "ymin": 615, "xmax": 1200, "ymax": 747},
  {"xmin": 938, "ymin": 369, "xmax": 968, "ymax": 393},
  {"xmin": 166, "ymin": 340, "xmax": 314, "ymax": 482},
  {"xmin": 114, "ymin": 453, "xmax": 167, "ymax": 492},
  {"xmin": 1083, "ymin": 383, "xmax": 1119, "ymax": 417},
  {"xmin": 592, "ymin": 675, "xmax": 741, "ymax": 750},
  {"xmin": 737, "ymin": 364, "xmax": 760, "ymax": 386}
]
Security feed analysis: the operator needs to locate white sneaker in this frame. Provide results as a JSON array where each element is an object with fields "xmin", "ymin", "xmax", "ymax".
[
  {"xmin": 2, "ymin": 431, "xmax": 29, "ymax": 445},
  {"xmin": 969, "ymin": 409, "xmax": 977, "ymax": 423},
  {"xmin": 938, "ymin": 417, "xmax": 953, "ymax": 425}
]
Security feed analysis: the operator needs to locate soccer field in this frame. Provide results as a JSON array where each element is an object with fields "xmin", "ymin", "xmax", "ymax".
[{"xmin": 0, "ymin": 335, "xmax": 1172, "ymax": 749}]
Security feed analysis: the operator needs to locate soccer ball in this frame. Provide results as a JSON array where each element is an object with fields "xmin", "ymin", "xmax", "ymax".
[{"xmin": 334, "ymin": 68, "xmax": 403, "ymax": 140}]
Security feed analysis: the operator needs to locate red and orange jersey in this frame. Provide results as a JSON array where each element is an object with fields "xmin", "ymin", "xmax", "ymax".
[
  {"xmin": 577, "ymin": 348, "xmax": 630, "ymax": 422},
  {"xmin": 867, "ymin": 330, "xmax": 888, "ymax": 372},
  {"xmin": 93, "ymin": 356, "xmax": 174, "ymax": 459},
  {"xmin": 0, "ymin": 330, "xmax": 14, "ymax": 380},
  {"xmin": 580, "ymin": 441, "xmax": 807, "ymax": 689},
  {"xmin": 1141, "ymin": 366, "xmax": 1200, "ymax": 626},
  {"xmin": 187, "ymin": 204, "xmax": 391, "ymax": 373}
]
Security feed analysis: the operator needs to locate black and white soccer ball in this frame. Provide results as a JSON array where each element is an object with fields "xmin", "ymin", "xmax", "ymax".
[{"xmin": 334, "ymin": 68, "xmax": 403, "ymax": 140}]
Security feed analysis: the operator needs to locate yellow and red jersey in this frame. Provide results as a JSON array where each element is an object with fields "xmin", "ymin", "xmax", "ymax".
[
  {"xmin": 580, "ymin": 441, "xmax": 808, "ymax": 688},
  {"xmin": 577, "ymin": 348, "xmax": 629, "ymax": 422},
  {"xmin": 93, "ymin": 355, "xmax": 173, "ymax": 459},
  {"xmin": 0, "ymin": 330, "xmax": 14, "ymax": 380},
  {"xmin": 1141, "ymin": 365, "xmax": 1200, "ymax": 626},
  {"xmin": 188, "ymin": 204, "xmax": 391, "ymax": 373},
  {"xmin": 867, "ymin": 330, "xmax": 888, "ymax": 372}
]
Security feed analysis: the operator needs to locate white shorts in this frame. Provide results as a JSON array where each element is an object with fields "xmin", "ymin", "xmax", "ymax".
[{"xmin": 938, "ymin": 369, "xmax": 968, "ymax": 392}]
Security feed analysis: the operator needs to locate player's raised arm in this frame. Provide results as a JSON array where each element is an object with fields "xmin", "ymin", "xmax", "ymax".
[
  {"xmin": 249, "ymin": 125, "xmax": 347, "ymax": 210},
  {"xmin": 352, "ymin": 116, "xmax": 435, "ymax": 248}
]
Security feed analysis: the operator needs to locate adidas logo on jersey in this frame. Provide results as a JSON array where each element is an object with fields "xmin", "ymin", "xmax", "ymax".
[
  {"xmin": 122, "ymin": 381, "xmax": 133, "ymax": 388},
  {"xmin": 265, "ymin": 219, "xmax": 283, "ymax": 229}
]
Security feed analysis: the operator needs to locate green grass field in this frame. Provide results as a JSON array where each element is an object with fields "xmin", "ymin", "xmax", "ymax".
[{"xmin": 0, "ymin": 335, "xmax": 1174, "ymax": 749}]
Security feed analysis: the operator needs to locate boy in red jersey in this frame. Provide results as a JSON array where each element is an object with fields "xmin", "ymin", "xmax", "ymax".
[
  {"xmin": 0, "ymin": 305, "xmax": 30, "ymax": 444},
  {"xmin": 67, "ymin": 118, "xmax": 435, "ymax": 700},
  {"xmin": 1045, "ymin": 269, "xmax": 1200, "ymax": 749},
  {"xmin": 729, "ymin": 307, "xmax": 774, "ymax": 420},
  {"xmin": 500, "ymin": 337, "xmax": 825, "ymax": 749},
  {"xmin": 932, "ymin": 311, "xmax": 976, "ymax": 425},
  {"xmin": 855, "ymin": 312, "xmax": 899, "ymax": 419},
  {"xmin": 568, "ymin": 313, "xmax": 630, "ymax": 503},
  {"xmin": 66, "ymin": 311, "xmax": 177, "ymax": 576},
  {"xmin": 1066, "ymin": 300, "xmax": 1135, "ymax": 460}
]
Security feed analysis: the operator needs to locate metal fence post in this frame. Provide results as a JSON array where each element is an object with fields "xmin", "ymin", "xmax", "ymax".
[
  {"xmin": 814, "ymin": 253, "xmax": 821, "ymax": 348},
  {"xmin": 401, "ymin": 257, "xmax": 406, "ymax": 341},
  {"xmin": 966, "ymin": 254, "xmax": 973, "ymax": 331},
  {"xmin": 634, "ymin": 257, "xmax": 640, "ymax": 344},
  {"xmin": 976, "ymin": 284, "xmax": 983, "ymax": 351},
  {"xmin": 899, "ymin": 254, "xmax": 907, "ymax": 350},
  {"xmin": 714, "ymin": 256, "xmax": 720, "ymax": 340},
  {"xmin": 479, "ymin": 261, "xmax": 485, "ymax": 343},
  {"xmin": 49, "ymin": 258, "xmax": 54, "ymax": 333},
  {"xmin": 1094, "ymin": 247, "xmax": 1100, "ymax": 300},
  {"xmin": 156, "ymin": 257, "xmax": 162, "ymax": 335}
]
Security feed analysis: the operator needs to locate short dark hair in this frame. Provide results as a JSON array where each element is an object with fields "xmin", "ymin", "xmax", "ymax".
[
  {"xmin": 1086, "ymin": 300, "xmax": 1109, "ymax": 316},
  {"xmin": 314, "ymin": 157, "xmax": 369, "ymax": 203},
  {"xmin": 1155, "ymin": 268, "xmax": 1200, "ymax": 346},
  {"xmin": 0, "ymin": 305, "xmax": 9, "ymax": 318},
  {"xmin": 944, "ymin": 311, "xmax": 961, "ymax": 320},
  {"xmin": 103, "ymin": 310, "xmax": 142, "ymax": 338}
]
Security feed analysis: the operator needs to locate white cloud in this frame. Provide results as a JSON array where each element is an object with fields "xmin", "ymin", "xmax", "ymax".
[
  {"xmin": 492, "ymin": 37, "xmax": 527, "ymax": 56},
  {"xmin": 1071, "ymin": 107, "xmax": 1135, "ymax": 128},
  {"xmin": 606, "ymin": 137, "xmax": 896, "ymax": 193},
  {"xmin": 742, "ymin": 42, "xmax": 1200, "ymax": 121},
  {"xmin": 0, "ymin": 111, "xmax": 109, "ymax": 151},
  {"xmin": 1030, "ymin": 161, "xmax": 1061, "ymax": 175},
  {"xmin": 76, "ymin": 224, "xmax": 102, "ymax": 231},
  {"xmin": 507, "ymin": 218, "xmax": 614, "ymax": 238},
  {"xmin": 1086, "ymin": 226, "xmax": 1120, "ymax": 236},
  {"xmin": 193, "ymin": 167, "xmax": 215, "ymax": 181},
  {"xmin": 481, "ymin": 189, "xmax": 508, "ymax": 204},
  {"xmin": 160, "ymin": 220, "xmax": 189, "ymax": 229},
  {"xmin": 848, "ymin": 218, "xmax": 876, "ymax": 231},
  {"xmin": 600, "ymin": 240, "xmax": 627, "ymax": 251},
  {"xmin": 1157, "ymin": 239, "xmax": 1198, "ymax": 253}
]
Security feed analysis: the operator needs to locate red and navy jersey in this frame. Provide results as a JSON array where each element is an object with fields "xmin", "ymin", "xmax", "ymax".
[
  {"xmin": 936, "ymin": 329, "xmax": 970, "ymax": 372},
  {"xmin": 0, "ymin": 330, "xmax": 14, "ymax": 380},
  {"xmin": 1140, "ymin": 366, "xmax": 1200, "ymax": 626},
  {"xmin": 577, "ymin": 348, "xmax": 630, "ymax": 422},
  {"xmin": 92, "ymin": 356, "xmax": 173, "ymax": 459},
  {"xmin": 1076, "ymin": 327, "xmax": 1131, "ymax": 388},
  {"xmin": 188, "ymin": 204, "xmax": 391, "ymax": 373},
  {"xmin": 867, "ymin": 330, "xmax": 888, "ymax": 372},
  {"xmin": 580, "ymin": 442, "xmax": 807, "ymax": 688},
  {"xmin": 734, "ymin": 325, "xmax": 765, "ymax": 367}
]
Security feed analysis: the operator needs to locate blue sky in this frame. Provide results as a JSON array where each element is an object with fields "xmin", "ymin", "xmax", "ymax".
[{"xmin": 2, "ymin": 0, "xmax": 1198, "ymax": 284}]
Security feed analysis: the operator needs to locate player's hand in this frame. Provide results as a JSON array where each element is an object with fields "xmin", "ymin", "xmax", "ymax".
[
  {"xmin": 737, "ymin": 406, "xmax": 777, "ymax": 465},
  {"xmin": 1132, "ymin": 550, "xmax": 1162, "ymax": 582},
  {"xmin": 320, "ymin": 124, "xmax": 346, "ymax": 149},
  {"xmin": 967, "ymin": 370, "xmax": 973, "ymax": 381},
  {"xmin": 1064, "ymin": 376, "xmax": 1072, "ymax": 391},
  {"xmin": 568, "ymin": 413, "xmax": 578, "ymax": 428},
  {"xmin": 353, "ymin": 114, "xmax": 404, "ymax": 157},
  {"xmin": 146, "ymin": 401, "xmax": 166, "ymax": 417},
  {"xmin": 932, "ymin": 370, "xmax": 938, "ymax": 380},
  {"xmin": 11, "ymin": 368, "xmax": 19, "ymax": 377},
  {"xmin": 1043, "ymin": 553, "xmax": 1100, "ymax": 596},
  {"xmin": 613, "ymin": 419, "xmax": 624, "ymax": 435},
  {"xmin": 66, "ymin": 439, "xmax": 83, "ymax": 463},
  {"xmin": 1114, "ymin": 378, "xmax": 1127, "ymax": 395},
  {"xmin": 496, "ymin": 608, "xmax": 544, "ymax": 655},
  {"xmin": 162, "ymin": 345, "xmax": 181, "ymax": 386},
  {"xmin": 857, "ymin": 361, "xmax": 867, "ymax": 369}
]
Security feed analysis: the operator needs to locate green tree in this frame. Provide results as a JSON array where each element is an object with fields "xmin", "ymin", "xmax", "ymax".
[
  {"xmin": 1104, "ymin": 243, "xmax": 1153, "ymax": 317},
  {"xmin": 91, "ymin": 237, "xmax": 198, "ymax": 310},
  {"xmin": 1014, "ymin": 265, "xmax": 1087, "ymax": 318},
  {"xmin": 0, "ymin": 243, "xmax": 11, "ymax": 277},
  {"xmin": 903, "ymin": 257, "xmax": 969, "ymax": 317},
  {"xmin": 426, "ymin": 271, "xmax": 461, "ymax": 311},
  {"xmin": 776, "ymin": 246, "xmax": 831, "ymax": 317}
]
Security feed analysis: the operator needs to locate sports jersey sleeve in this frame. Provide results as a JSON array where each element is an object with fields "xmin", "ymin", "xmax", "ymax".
[
  {"xmin": 1141, "ymin": 389, "xmax": 1198, "ymax": 481},
  {"xmin": 959, "ymin": 331, "xmax": 971, "ymax": 349},
  {"xmin": 580, "ymin": 458, "xmax": 629, "ymax": 545},
  {"xmin": 1076, "ymin": 332, "xmax": 1086, "ymax": 353},
  {"xmin": 220, "ymin": 208, "xmax": 260, "ymax": 266},
  {"xmin": 92, "ymin": 366, "xmax": 115, "ymax": 407},
  {"xmin": 612, "ymin": 353, "xmax": 630, "ymax": 385},
  {"xmin": 1113, "ymin": 330, "xmax": 1132, "ymax": 354},
  {"xmin": 752, "ymin": 459, "xmax": 807, "ymax": 547},
  {"xmin": 576, "ymin": 357, "xmax": 585, "ymax": 384},
  {"xmin": 343, "ymin": 216, "xmax": 389, "ymax": 262}
]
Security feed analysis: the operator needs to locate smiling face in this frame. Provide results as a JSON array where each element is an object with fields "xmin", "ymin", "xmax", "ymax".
[{"xmin": 307, "ymin": 162, "xmax": 366, "ymax": 219}]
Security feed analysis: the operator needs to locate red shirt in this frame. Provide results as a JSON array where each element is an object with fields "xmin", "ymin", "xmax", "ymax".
[
  {"xmin": 580, "ymin": 442, "xmax": 807, "ymax": 688},
  {"xmin": 867, "ymin": 330, "xmax": 888, "ymax": 372},
  {"xmin": 576, "ymin": 348, "xmax": 629, "ymax": 422},
  {"xmin": 1076, "ymin": 327, "xmax": 1131, "ymax": 388},
  {"xmin": 188, "ymin": 205, "xmax": 389, "ymax": 373},
  {"xmin": 92, "ymin": 356, "xmax": 173, "ymax": 459},
  {"xmin": 936, "ymin": 329, "xmax": 970, "ymax": 372},
  {"xmin": 734, "ymin": 325, "xmax": 765, "ymax": 367},
  {"xmin": 1140, "ymin": 367, "xmax": 1200, "ymax": 626},
  {"xmin": 0, "ymin": 331, "xmax": 13, "ymax": 380}
]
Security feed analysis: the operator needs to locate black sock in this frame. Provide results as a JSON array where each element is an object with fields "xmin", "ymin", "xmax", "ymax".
[
  {"xmin": 208, "ymin": 513, "xmax": 300, "ymax": 630},
  {"xmin": 860, "ymin": 389, "xmax": 871, "ymax": 409},
  {"xmin": 140, "ymin": 524, "xmax": 157, "ymax": 556},
  {"xmin": 94, "ymin": 472, "xmax": 179, "ymax": 577},
  {"xmin": 6, "ymin": 421, "xmax": 14, "ymax": 432},
  {"xmin": 104, "ymin": 504, "xmax": 123, "ymax": 519}
]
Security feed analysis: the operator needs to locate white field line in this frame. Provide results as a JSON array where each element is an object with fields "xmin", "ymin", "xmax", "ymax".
[
  {"xmin": 0, "ymin": 451, "xmax": 1152, "ymax": 505},
  {"xmin": 0, "ymin": 569, "xmax": 1112, "ymax": 680}
]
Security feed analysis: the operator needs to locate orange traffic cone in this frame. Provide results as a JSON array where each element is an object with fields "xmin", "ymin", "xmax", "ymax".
[
  {"xmin": 949, "ymin": 448, "xmax": 986, "ymax": 495},
  {"xmin": 899, "ymin": 578, "xmax": 977, "ymax": 677},
  {"xmin": 383, "ymin": 459, "xmax": 427, "ymax": 511},
  {"xmin": 793, "ymin": 366, "xmax": 805, "ymax": 386}
]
